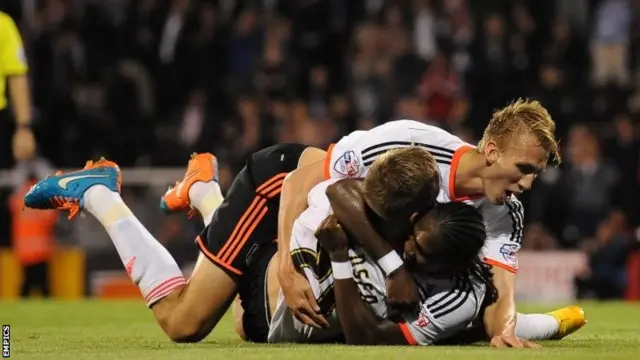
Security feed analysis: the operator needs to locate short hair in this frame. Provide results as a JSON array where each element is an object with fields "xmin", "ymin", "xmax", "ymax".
[
  {"xmin": 479, "ymin": 98, "xmax": 561, "ymax": 165},
  {"xmin": 363, "ymin": 147, "xmax": 440, "ymax": 219},
  {"xmin": 414, "ymin": 202, "xmax": 498, "ymax": 304}
]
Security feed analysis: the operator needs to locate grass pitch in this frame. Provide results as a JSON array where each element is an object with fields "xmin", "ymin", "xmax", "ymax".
[{"xmin": 0, "ymin": 300, "xmax": 638, "ymax": 359}]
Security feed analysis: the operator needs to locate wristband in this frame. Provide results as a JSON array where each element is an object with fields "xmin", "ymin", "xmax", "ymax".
[
  {"xmin": 331, "ymin": 261, "xmax": 353, "ymax": 280},
  {"xmin": 378, "ymin": 251, "xmax": 404, "ymax": 275}
]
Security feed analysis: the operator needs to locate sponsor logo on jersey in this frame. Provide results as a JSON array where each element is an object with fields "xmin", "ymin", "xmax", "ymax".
[
  {"xmin": 333, "ymin": 150, "xmax": 360, "ymax": 176},
  {"xmin": 500, "ymin": 243, "xmax": 519, "ymax": 267}
]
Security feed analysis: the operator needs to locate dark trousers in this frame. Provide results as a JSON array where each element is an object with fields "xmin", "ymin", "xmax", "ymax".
[
  {"xmin": 20, "ymin": 261, "xmax": 50, "ymax": 298},
  {"xmin": 0, "ymin": 108, "xmax": 14, "ymax": 169}
]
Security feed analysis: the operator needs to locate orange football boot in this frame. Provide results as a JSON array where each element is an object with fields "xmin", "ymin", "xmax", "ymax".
[{"xmin": 160, "ymin": 153, "xmax": 218, "ymax": 216}]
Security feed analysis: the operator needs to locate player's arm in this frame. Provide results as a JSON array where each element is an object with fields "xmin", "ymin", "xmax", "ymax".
[
  {"xmin": 481, "ymin": 202, "xmax": 538, "ymax": 348},
  {"xmin": 8, "ymin": 74, "xmax": 31, "ymax": 126},
  {"xmin": 276, "ymin": 157, "xmax": 324, "ymax": 274},
  {"xmin": 276, "ymin": 153, "xmax": 330, "ymax": 328},
  {"xmin": 483, "ymin": 267, "xmax": 517, "ymax": 338},
  {"xmin": 316, "ymin": 215, "xmax": 409, "ymax": 345},
  {"xmin": 325, "ymin": 179, "xmax": 395, "ymax": 260},
  {"xmin": 326, "ymin": 179, "xmax": 418, "ymax": 310},
  {"xmin": 332, "ymin": 266, "xmax": 410, "ymax": 345}
]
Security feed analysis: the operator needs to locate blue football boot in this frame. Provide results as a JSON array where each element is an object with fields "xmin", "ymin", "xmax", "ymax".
[{"xmin": 24, "ymin": 158, "xmax": 121, "ymax": 219}]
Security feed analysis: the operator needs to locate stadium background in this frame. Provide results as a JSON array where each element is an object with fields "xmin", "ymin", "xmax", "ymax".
[{"xmin": 0, "ymin": 0, "xmax": 638, "ymax": 304}]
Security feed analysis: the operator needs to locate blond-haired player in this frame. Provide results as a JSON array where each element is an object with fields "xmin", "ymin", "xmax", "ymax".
[{"xmin": 278, "ymin": 99, "xmax": 585, "ymax": 348}]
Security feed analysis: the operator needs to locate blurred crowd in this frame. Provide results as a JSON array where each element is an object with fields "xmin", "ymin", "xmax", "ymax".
[{"xmin": 1, "ymin": 0, "xmax": 639, "ymax": 299}]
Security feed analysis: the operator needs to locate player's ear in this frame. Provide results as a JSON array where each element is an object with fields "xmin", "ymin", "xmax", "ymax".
[
  {"xmin": 484, "ymin": 140, "xmax": 500, "ymax": 165},
  {"xmin": 409, "ymin": 212, "xmax": 419, "ymax": 224}
]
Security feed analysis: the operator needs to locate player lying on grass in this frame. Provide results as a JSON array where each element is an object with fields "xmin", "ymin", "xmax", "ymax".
[
  {"xmin": 22, "ymin": 145, "xmax": 441, "ymax": 343},
  {"xmin": 23, "ymin": 146, "xmax": 584, "ymax": 345},
  {"xmin": 256, "ymin": 186, "xmax": 497, "ymax": 344},
  {"xmin": 261, "ymin": 175, "xmax": 583, "ymax": 345},
  {"xmin": 278, "ymin": 99, "xmax": 584, "ymax": 347},
  {"xmin": 310, "ymin": 202, "xmax": 572, "ymax": 346}
]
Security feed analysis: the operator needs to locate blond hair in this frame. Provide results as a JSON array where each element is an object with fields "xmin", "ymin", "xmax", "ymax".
[
  {"xmin": 479, "ymin": 98, "xmax": 561, "ymax": 165},
  {"xmin": 364, "ymin": 147, "xmax": 440, "ymax": 219}
]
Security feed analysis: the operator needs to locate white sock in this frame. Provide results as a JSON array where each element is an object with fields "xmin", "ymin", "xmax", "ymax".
[
  {"xmin": 188, "ymin": 181, "xmax": 224, "ymax": 226},
  {"xmin": 515, "ymin": 313, "xmax": 559, "ymax": 340},
  {"xmin": 83, "ymin": 185, "xmax": 186, "ymax": 307}
]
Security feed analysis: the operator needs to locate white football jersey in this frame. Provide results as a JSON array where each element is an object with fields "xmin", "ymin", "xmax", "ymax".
[
  {"xmin": 325, "ymin": 120, "xmax": 523, "ymax": 272},
  {"xmin": 267, "ymin": 179, "xmax": 486, "ymax": 345}
]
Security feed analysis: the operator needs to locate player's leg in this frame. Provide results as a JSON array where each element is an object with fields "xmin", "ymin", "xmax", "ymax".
[
  {"xmin": 185, "ymin": 144, "xmax": 309, "ymax": 341},
  {"xmin": 160, "ymin": 153, "xmax": 223, "ymax": 227},
  {"xmin": 232, "ymin": 246, "xmax": 282, "ymax": 341},
  {"xmin": 155, "ymin": 155, "xmax": 277, "ymax": 340},
  {"xmin": 436, "ymin": 306, "xmax": 586, "ymax": 345},
  {"xmin": 162, "ymin": 146, "xmax": 323, "ymax": 226},
  {"xmin": 516, "ymin": 306, "xmax": 586, "ymax": 340},
  {"xmin": 150, "ymin": 253, "xmax": 236, "ymax": 342},
  {"xmin": 228, "ymin": 146, "xmax": 323, "ymax": 340},
  {"xmin": 232, "ymin": 297, "xmax": 246, "ymax": 340},
  {"xmin": 229, "ymin": 242, "xmax": 280, "ymax": 342},
  {"xmin": 82, "ymin": 169, "xmax": 232, "ymax": 341},
  {"xmin": 23, "ymin": 158, "xmax": 235, "ymax": 342}
]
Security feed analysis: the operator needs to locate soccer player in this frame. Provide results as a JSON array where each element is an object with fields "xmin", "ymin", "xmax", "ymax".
[
  {"xmin": 265, "ymin": 185, "xmax": 495, "ymax": 344},
  {"xmin": 278, "ymin": 99, "xmax": 584, "ymax": 347},
  {"xmin": 312, "ymin": 201, "xmax": 563, "ymax": 345},
  {"xmin": 23, "ymin": 145, "xmax": 440, "ymax": 343},
  {"xmin": 238, "ymin": 176, "xmax": 579, "ymax": 345}
]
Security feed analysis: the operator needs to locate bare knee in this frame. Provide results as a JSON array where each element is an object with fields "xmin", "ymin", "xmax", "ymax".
[
  {"xmin": 164, "ymin": 315, "xmax": 209, "ymax": 343},
  {"xmin": 152, "ymin": 289, "xmax": 210, "ymax": 343},
  {"xmin": 151, "ymin": 255, "xmax": 238, "ymax": 342}
]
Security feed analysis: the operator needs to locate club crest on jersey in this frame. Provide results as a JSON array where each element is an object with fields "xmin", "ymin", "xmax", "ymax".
[
  {"xmin": 416, "ymin": 311, "xmax": 430, "ymax": 327},
  {"xmin": 333, "ymin": 150, "xmax": 360, "ymax": 176},
  {"xmin": 500, "ymin": 243, "xmax": 519, "ymax": 267}
]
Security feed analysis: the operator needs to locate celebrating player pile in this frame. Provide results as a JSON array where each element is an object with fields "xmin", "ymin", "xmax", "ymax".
[
  {"xmin": 280, "ymin": 98, "xmax": 583, "ymax": 347},
  {"xmin": 23, "ymin": 98, "xmax": 585, "ymax": 346}
]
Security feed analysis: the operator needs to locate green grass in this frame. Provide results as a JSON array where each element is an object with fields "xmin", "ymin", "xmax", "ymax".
[{"xmin": 0, "ymin": 300, "xmax": 638, "ymax": 359}]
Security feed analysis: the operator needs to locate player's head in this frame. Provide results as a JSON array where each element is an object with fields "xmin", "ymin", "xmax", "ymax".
[
  {"xmin": 403, "ymin": 201, "xmax": 499, "ymax": 304},
  {"xmin": 477, "ymin": 98, "xmax": 560, "ymax": 205},
  {"xmin": 363, "ymin": 147, "xmax": 440, "ymax": 220},
  {"xmin": 403, "ymin": 202, "xmax": 485, "ymax": 275}
]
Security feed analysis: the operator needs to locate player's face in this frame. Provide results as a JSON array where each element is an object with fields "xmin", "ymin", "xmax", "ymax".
[
  {"xmin": 481, "ymin": 133, "xmax": 548, "ymax": 205},
  {"xmin": 402, "ymin": 232, "xmax": 440, "ymax": 274}
]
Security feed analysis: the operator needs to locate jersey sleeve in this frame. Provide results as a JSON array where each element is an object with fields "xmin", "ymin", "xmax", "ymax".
[
  {"xmin": 324, "ymin": 121, "xmax": 468, "ymax": 181},
  {"xmin": 324, "ymin": 137, "xmax": 367, "ymax": 180},
  {"xmin": 0, "ymin": 13, "xmax": 28, "ymax": 75},
  {"xmin": 398, "ymin": 285, "xmax": 481, "ymax": 345},
  {"xmin": 323, "ymin": 122, "xmax": 413, "ymax": 180},
  {"xmin": 480, "ymin": 198, "xmax": 523, "ymax": 273}
]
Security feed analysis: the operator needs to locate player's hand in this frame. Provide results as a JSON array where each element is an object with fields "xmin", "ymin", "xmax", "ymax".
[
  {"xmin": 279, "ymin": 269, "xmax": 330, "ymax": 329},
  {"xmin": 386, "ymin": 267, "xmax": 420, "ymax": 313},
  {"xmin": 315, "ymin": 214, "xmax": 349, "ymax": 255},
  {"xmin": 13, "ymin": 126, "xmax": 36, "ymax": 161},
  {"xmin": 490, "ymin": 334, "xmax": 541, "ymax": 348}
]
